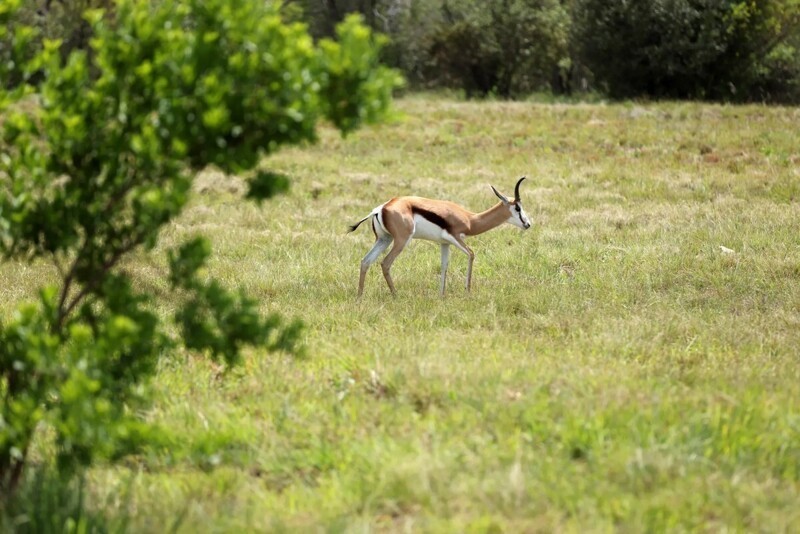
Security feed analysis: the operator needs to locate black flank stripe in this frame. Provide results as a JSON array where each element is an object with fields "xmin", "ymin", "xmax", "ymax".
[{"xmin": 412, "ymin": 206, "xmax": 452, "ymax": 234}]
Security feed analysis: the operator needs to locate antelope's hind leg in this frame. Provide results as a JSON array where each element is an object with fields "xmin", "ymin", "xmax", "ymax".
[
  {"xmin": 380, "ymin": 235, "xmax": 412, "ymax": 296},
  {"xmin": 358, "ymin": 236, "xmax": 392, "ymax": 297}
]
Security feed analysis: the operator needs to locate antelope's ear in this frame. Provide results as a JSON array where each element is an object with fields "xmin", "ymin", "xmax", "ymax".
[{"xmin": 490, "ymin": 185, "xmax": 509, "ymax": 205}]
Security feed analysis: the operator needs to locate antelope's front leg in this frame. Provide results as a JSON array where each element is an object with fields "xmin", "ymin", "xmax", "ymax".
[
  {"xmin": 439, "ymin": 244, "xmax": 450, "ymax": 297},
  {"xmin": 465, "ymin": 250, "xmax": 475, "ymax": 291},
  {"xmin": 448, "ymin": 234, "xmax": 474, "ymax": 292}
]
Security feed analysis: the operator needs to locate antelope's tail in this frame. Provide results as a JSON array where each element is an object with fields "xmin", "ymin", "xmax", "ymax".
[{"xmin": 348, "ymin": 215, "xmax": 371, "ymax": 233}]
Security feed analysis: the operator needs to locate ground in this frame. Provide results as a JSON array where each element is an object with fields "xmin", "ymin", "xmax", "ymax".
[{"xmin": 3, "ymin": 95, "xmax": 800, "ymax": 531}]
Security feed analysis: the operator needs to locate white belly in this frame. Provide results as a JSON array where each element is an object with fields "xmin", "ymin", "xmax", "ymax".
[{"xmin": 412, "ymin": 215, "xmax": 451, "ymax": 243}]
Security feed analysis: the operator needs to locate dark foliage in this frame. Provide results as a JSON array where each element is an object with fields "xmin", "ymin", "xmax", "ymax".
[{"xmin": 572, "ymin": 0, "xmax": 800, "ymax": 102}]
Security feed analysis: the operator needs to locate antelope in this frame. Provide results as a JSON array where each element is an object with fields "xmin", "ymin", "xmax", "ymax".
[{"xmin": 348, "ymin": 176, "xmax": 531, "ymax": 297}]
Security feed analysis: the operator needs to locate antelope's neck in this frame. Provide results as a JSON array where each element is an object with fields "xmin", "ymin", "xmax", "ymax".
[{"xmin": 466, "ymin": 202, "xmax": 509, "ymax": 236}]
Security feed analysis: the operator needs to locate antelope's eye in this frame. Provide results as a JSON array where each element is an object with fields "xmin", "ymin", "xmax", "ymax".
[{"xmin": 515, "ymin": 206, "xmax": 521, "ymax": 213}]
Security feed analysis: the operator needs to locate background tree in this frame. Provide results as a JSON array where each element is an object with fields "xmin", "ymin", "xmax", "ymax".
[
  {"xmin": 572, "ymin": 0, "xmax": 800, "ymax": 101},
  {"xmin": 282, "ymin": 0, "xmax": 571, "ymax": 98},
  {"xmin": 13, "ymin": 0, "xmax": 800, "ymax": 102},
  {"xmin": 428, "ymin": 0, "xmax": 571, "ymax": 98},
  {"xmin": 0, "ymin": 0, "xmax": 401, "ymax": 494}
]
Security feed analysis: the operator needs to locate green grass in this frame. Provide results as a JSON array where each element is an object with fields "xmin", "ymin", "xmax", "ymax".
[{"xmin": 3, "ymin": 95, "xmax": 800, "ymax": 531}]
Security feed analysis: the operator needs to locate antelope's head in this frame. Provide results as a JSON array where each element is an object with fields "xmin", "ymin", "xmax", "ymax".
[{"xmin": 491, "ymin": 176, "xmax": 531, "ymax": 230}]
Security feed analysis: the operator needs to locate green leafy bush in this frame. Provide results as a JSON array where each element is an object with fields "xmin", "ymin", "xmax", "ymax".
[{"xmin": 0, "ymin": 0, "xmax": 400, "ymax": 494}]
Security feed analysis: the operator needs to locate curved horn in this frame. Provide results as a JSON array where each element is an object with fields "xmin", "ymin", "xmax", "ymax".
[
  {"xmin": 490, "ymin": 185, "xmax": 509, "ymax": 204},
  {"xmin": 514, "ymin": 176, "xmax": 526, "ymax": 201}
]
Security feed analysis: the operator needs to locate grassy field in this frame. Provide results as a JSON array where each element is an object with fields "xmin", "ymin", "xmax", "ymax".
[{"xmin": 3, "ymin": 95, "xmax": 800, "ymax": 531}]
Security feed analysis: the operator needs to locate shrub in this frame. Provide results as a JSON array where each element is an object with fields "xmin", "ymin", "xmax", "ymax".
[
  {"xmin": 285, "ymin": 0, "xmax": 571, "ymax": 98},
  {"xmin": 0, "ymin": 0, "xmax": 401, "ymax": 494},
  {"xmin": 428, "ymin": 0, "xmax": 571, "ymax": 98},
  {"xmin": 572, "ymin": 0, "xmax": 800, "ymax": 102}
]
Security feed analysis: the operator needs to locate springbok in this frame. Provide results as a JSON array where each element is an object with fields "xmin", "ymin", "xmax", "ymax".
[{"xmin": 348, "ymin": 176, "xmax": 531, "ymax": 297}]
